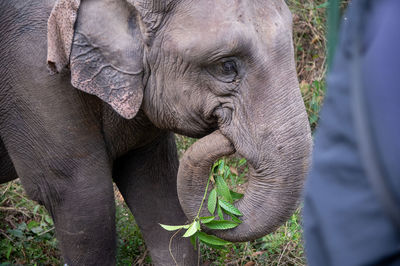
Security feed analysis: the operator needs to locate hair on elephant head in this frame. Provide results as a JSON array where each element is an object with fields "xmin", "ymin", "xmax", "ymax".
[{"xmin": 48, "ymin": 0, "xmax": 312, "ymax": 242}]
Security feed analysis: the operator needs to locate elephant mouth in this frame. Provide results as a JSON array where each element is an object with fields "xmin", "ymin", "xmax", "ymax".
[{"xmin": 177, "ymin": 129, "xmax": 311, "ymax": 242}]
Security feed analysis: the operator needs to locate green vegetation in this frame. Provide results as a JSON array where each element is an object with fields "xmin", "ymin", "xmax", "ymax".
[
  {"xmin": 200, "ymin": 208, "xmax": 304, "ymax": 265},
  {"xmin": 115, "ymin": 200, "xmax": 151, "ymax": 265},
  {"xmin": 289, "ymin": 0, "xmax": 328, "ymax": 130},
  {"xmin": 0, "ymin": 157, "xmax": 303, "ymax": 265},
  {"xmin": 0, "ymin": 1, "xmax": 349, "ymax": 264},
  {"xmin": 159, "ymin": 159, "xmax": 245, "ymax": 260},
  {"xmin": 196, "ymin": 158, "xmax": 304, "ymax": 265},
  {"xmin": 0, "ymin": 182, "xmax": 59, "ymax": 265}
]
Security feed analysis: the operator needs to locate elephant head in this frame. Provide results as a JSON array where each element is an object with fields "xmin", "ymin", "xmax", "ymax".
[{"xmin": 47, "ymin": 0, "xmax": 312, "ymax": 242}]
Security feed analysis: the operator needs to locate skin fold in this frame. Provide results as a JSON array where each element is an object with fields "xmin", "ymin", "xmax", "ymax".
[{"xmin": 0, "ymin": 0, "xmax": 312, "ymax": 265}]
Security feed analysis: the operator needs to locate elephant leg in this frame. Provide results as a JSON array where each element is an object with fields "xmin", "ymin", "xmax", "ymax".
[
  {"xmin": 3, "ymin": 143, "xmax": 116, "ymax": 265},
  {"xmin": 42, "ymin": 164, "xmax": 116, "ymax": 265},
  {"xmin": 1, "ymin": 133, "xmax": 117, "ymax": 265},
  {"xmin": 0, "ymin": 92, "xmax": 117, "ymax": 265},
  {"xmin": 114, "ymin": 132, "xmax": 198, "ymax": 266},
  {"xmin": 0, "ymin": 137, "xmax": 18, "ymax": 184},
  {"xmin": 50, "ymin": 166, "xmax": 116, "ymax": 266}
]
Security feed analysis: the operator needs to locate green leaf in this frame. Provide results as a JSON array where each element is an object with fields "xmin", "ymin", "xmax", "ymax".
[
  {"xmin": 219, "ymin": 200, "xmax": 243, "ymax": 216},
  {"xmin": 217, "ymin": 160, "xmax": 225, "ymax": 175},
  {"xmin": 159, "ymin": 224, "xmax": 189, "ymax": 231},
  {"xmin": 33, "ymin": 205, "xmax": 40, "ymax": 215},
  {"xmin": 45, "ymin": 215, "xmax": 54, "ymax": 225},
  {"xmin": 201, "ymin": 242, "xmax": 225, "ymax": 250},
  {"xmin": 8, "ymin": 229, "xmax": 23, "ymax": 238},
  {"xmin": 207, "ymin": 188, "xmax": 217, "ymax": 215},
  {"xmin": 238, "ymin": 158, "xmax": 247, "ymax": 167},
  {"xmin": 17, "ymin": 222, "xmax": 27, "ymax": 231},
  {"xmin": 28, "ymin": 221, "xmax": 39, "ymax": 230},
  {"xmin": 230, "ymin": 190, "xmax": 244, "ymax": 201},
  {"xmin": 196, "ymin": 232, "xmax": 230, "ymax": 246},
  {"xmin": 183, "ymin": 221, "xmax": 199, "ymax": 237},
  {"xmin": 230, "ymin": 215, "xmax": 242, "ymax": 224},
  {"xmin": 200, "ymin": 216, "xmax": 215, "ymax": 224},
  {"xmin": 216, "ymin": 176, "xmax": 232, "ymax": 203},
  {"xmin": 31, "ymin": 226, "xmax": 43, "ymax": 234},
  {"xmin": 211, "ymin": 161, "xmax": 220, "ymax": 173},
  {"xmin": 6, "ymin": 245, "xmax": 12, "ymax": 260},
  {"xmin": 204, "ymin": 220, "xmax": 239, "ymax": 230},
  {"xmin": 223, "ymin": 166, "xmax": 231, "ymax": 179},
  {"xmin": 190, "ymin": 234, "xmax": 197, "ymax": 250},
  {"xmin": 217, "ymin": 202, "xmax": 224, "ymax": 220}
]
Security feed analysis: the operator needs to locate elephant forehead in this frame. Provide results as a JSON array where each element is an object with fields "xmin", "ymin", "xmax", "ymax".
[
  {"xmin": 164, "ymin": 23, "xmax": 253, "ymax": 61},
  {"xmin": 164, "ymin": 0, "xmax": 292, "ymax": 61}
]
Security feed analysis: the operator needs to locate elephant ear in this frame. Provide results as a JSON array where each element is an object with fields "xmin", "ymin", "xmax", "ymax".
[
  {"xmin": 47, "ymin": 0, "xmax": 145, "ymax": 119},
  {"xmin": 47, "ymin": 0, "xmax": 80, "ymax": 74}
]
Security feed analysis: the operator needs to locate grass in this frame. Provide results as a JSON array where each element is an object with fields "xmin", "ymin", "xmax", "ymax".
[
  {"xmin": 289, "ymin": 0, "xmax": 349, "ymax": 130},
  {"xmin": 115, "ymin": 199, "xmax": 151, "ymax": 266},
  {"xmin": 288, "ymin": 0, "xmax": 328, "ymax": 130},
  {"xmin": 0, "ymin": 158, "xmax": 304, "ymax": 266},
  {"xmin": 200, "ymin": 209, "xmax": 304, "ymax": 265},
  {"xmin": 0, "ymin": 182, "xmax": 59, "ymax": 265},
  {"xmin": 0, "ymin": 0, "xmax": 347, "ymax": 264}
]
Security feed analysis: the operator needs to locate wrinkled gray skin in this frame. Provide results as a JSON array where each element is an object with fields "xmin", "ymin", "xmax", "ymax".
[{"xmin": 0, "ymin": 0, "xmax": 312, "ymax": 265}]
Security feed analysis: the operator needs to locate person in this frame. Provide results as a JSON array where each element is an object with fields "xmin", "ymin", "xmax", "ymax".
[{"xmin": 303, "ymin": 0, "xmax": 400, "ymax": 265}]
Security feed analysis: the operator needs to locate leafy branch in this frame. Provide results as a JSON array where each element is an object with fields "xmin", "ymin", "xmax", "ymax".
[{"xmin": 160, "ymin": 159, "xmax": 245, "ymax": 250}]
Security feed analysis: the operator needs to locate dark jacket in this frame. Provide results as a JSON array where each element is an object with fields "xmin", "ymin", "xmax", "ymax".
[{"xmin": 303, "ymin": 1, "xmax": 400, "ymax": 265}]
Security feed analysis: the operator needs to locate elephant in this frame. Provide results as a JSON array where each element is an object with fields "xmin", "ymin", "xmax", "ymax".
[{"xmin": 0, "ymin": 0, "xmax": 312, "ymax": 265}]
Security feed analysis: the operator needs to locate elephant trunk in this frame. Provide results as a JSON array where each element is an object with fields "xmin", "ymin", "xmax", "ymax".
[{"xmin": 177, "ymin": 129, "xmax": 311, "ymax": 242}]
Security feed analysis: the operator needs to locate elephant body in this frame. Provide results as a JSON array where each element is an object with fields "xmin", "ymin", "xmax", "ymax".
[
  {"xmin": 0, "ymin": 1, "xmax": 191, "ymax": 265},
  {"xmin": 0, "ymin": 0, "xmax": 312, "ymax": 265}
]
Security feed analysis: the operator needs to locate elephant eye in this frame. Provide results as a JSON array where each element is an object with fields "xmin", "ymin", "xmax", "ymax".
[
  {"xmin": 207, "ymin": 59, "xmax": 239, "ymax": 83},
  {"xmin": 222, "ymin": 61, "xmax": 237, "ymax": 75}
]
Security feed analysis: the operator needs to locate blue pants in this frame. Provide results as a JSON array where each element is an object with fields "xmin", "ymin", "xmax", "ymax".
[{"xmin": 303, "ymin": 1, "xmax": 400, "ymax": 265}]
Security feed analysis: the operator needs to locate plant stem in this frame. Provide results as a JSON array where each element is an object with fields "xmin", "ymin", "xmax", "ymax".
[{"xmin": 196, "ymin": 175, "xmax": 212, "ymax": 218}]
